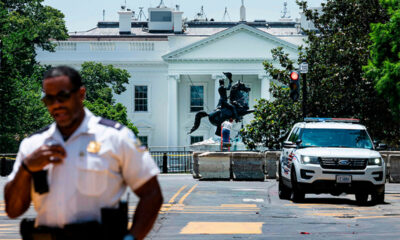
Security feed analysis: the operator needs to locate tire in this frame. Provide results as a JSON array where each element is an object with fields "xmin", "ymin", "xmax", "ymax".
[
  {"xmin": 355, "ymin": 193, "xmax": 368, "ymax": 205},
  {"xmin": 278, "ymin": 164, "xmax": 291, "ymax": 200},
  {"xmin": 371, "ymin": 187, "xmax": 385, "ymax": 205},
  {"xmin": 291, "ymin": 167, "xmax": 305, "ymax": 203}
]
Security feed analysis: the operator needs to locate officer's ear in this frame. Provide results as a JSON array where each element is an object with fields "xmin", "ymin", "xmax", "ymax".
[{"xmin": 78, "ymin": 87, "xmax": 86, "ymax": 101}]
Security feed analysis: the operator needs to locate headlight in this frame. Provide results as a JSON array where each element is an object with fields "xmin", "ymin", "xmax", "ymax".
[
  {"xmin": 368, "ymin": 158, "xmax": 383, "ymax": 166},
  {"xmin": 301, "ymin": 156, "xmax": 319, "ymax": 164}
]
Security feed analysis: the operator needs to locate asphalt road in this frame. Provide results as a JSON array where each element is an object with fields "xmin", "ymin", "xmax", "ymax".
[{"xmin": 1, "ymin": 175, "xmax": 400, "ymax": 239}]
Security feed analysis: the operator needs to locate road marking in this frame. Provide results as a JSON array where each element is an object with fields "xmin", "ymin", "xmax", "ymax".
[
  {"xmin": 180, "ymin": 222, "xmax": 264, "ymax": 234},
  {"xmin": 178, "ymin": 184, "xmax": 198, "ymax": 205},
  {"xmin": 220, "ymin": 204, "xmax": 257, "ymax": 208},
  {"xmin": 170, "ymin": 211, "xmax": 256, "ymax": 214},
  {"xmin": 353, "ymin": 215, "xmax": 400, "ymax": 219},
  {"xmin": 243, "ymin": 198, "xmax": 264, "ymax": 202},
  {"xmin": 233, "ymin": 188, "xmax": 266, "ymax": 192},
  {"xmin": 168, "ymin": 185, "xmax": 187, "ymax": 204}
]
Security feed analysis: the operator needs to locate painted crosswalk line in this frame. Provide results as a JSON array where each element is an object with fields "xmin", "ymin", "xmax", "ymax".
[{"xmin": 180, "ymin": 222, "xmax": 264, "ymax": 234}]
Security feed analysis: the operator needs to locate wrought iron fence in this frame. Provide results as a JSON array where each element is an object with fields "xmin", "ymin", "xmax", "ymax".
[
  {"xmin": 150, "ymin": 151, "xmax": 193, "ymax": 173},
  {"xmin": 0, "ymin": 151, "xmax": 194, "ymax": 175}
]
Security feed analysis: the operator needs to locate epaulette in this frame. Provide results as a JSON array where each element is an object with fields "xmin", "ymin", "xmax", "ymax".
[
  {"xmin": 28, "ymin": 124, "xmax": 51, "ymax": 137},
  {"xmin": 99, "ymin": 118, "xmax": 124, "ymax": 130}
]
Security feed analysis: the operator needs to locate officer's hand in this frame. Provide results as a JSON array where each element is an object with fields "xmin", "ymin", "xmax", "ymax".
[{"xmin": 23, "ymin": 145, "xmax": 66, "ymax": 172}]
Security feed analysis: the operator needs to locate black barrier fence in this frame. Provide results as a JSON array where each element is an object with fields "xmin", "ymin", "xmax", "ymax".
[
  {"xmin": 0, "ymin": 151, "xmax": 193, "ymax": 176},
  {"xmin": 150, "ymin": 151, "xmax": 193, "ymax": 173}
]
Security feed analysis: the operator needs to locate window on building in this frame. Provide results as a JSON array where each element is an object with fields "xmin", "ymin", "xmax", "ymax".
[
  {"xmin": 190, "ymin": 86, "xmax": 204, "ymax": 112},
  {"xmin": 138, "ymin": 136, "xmax": 148, "ymax": 148},
  {"xmin": 150, "ymin": 11, "xmax": 172, "ymax": 22},
  {"xmin": 135, "ymin": 86, "xmax": 148, "ymax": 112},
  {"xmin": 190, "ymin": 136, "xmax": 204, "ymax": 145}
]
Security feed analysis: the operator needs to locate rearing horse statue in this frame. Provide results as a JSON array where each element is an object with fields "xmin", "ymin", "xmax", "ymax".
[{"xmin": 188, "ymin": 76, "xmax": 255, "ymax": 136}]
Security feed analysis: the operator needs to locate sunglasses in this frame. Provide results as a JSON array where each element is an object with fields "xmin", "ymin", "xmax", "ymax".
[{"xmin": 41, "ymin": 88, "xmax": 80, "ymax": 106}]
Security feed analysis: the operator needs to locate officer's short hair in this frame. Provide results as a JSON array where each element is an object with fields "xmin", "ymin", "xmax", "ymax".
[
  {"xmin": 43, "ymin": 66, "xmax": 83, "ymax": 89},
  {"xmin": 219, "ymin": 79, "xmax": 224, "ymax": 85}
]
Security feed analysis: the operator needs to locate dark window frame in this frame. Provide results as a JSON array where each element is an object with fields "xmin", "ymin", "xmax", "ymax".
[
  {"xmin": 134, "ymin": 85, "xmax": 148, "ymax": 112},
  {"xmin": 190, "ymin": 85, "xmax": 204, "ymax": 112}
]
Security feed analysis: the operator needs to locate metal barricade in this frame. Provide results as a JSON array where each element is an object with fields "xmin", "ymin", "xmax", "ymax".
[{"xmin": 150, "ymin": 151, "xmax": 193, "ymax": 173}]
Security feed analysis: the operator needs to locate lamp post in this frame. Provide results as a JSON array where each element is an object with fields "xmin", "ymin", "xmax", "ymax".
[{"xmin": 300, "ymin": 61, "xmax": 308, "ymax": 118}]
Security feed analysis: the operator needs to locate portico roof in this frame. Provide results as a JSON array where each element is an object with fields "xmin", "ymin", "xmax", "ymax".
[{"xmin": 162, "ymin": 24, "xmax": 299, "ymax": 62}]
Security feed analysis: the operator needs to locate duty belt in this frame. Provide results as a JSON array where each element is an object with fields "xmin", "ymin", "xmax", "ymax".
[{"xmin": 20, "ymin": 219, "xmax": 103, "ymax": 240}]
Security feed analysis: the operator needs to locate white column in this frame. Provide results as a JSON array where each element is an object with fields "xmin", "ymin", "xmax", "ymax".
[
  {"xmin": 212, "ymin": 74, "xmax": 224, "ymax": 109},
  {"xmin": 167, "ymin": 75, "xmax": 179, "ymax": 148},
  {"xmin": 259, "ymin": 74, "xmax": 271, "ymax": 100}
]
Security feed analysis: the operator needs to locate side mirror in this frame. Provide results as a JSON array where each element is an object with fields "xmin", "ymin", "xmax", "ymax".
[
  {"xmin": 283, "ymin": 141, "xmax": 297, "ymax": 148},
  {"xmin": 376, "ymin": 143, "xmax": 387, "ymax": 151},
  {"xmin": 296, "ymin": 139, "xmax": 302, "ymax": 146}
]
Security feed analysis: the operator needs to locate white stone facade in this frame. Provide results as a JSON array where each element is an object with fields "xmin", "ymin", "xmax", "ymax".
[{"xmin": 36, "ymin": 20, "xmax": 301, "ymax": 148}]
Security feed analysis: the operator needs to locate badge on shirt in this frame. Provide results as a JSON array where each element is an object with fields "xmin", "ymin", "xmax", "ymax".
[{"xmin": 87, "ymin": 141, "xmax": 101, "ymax": 153}]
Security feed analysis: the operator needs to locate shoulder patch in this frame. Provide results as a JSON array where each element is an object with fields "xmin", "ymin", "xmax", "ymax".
[
  {"xmin": 99, "ymin": 118, "xmax": 124, "ymax": 130},
  {"xmin": 29, "ymin": 125, "xmax": 51, "ymax": 137}
]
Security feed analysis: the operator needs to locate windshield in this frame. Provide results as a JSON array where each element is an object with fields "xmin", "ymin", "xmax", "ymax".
[{"xmin": 300, "ymin": 128, "xmax": 373, "ymax": 149}]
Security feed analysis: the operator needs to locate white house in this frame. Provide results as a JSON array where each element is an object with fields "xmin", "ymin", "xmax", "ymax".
[{"xmin": 36, "ymin": 3, "xmax": 307, "ymax": 149}]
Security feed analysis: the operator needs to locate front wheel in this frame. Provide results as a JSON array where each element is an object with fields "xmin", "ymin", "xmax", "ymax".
[
  {"xmin": 278, "ymin": 164, "xmax": 291, "ymax": 200},
  {"xmin": 355, "ymin": 193, "xmax": 368, "ymax": 205},
  {"xmin": 291, "ymin": 167, "xmax": 305, "ymax": 203},
  {"xmin": 371, "ymin": 187, "xmax": 385, "ymax": 205}
]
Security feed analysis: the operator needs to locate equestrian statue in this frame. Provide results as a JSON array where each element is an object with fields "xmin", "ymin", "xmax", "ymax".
[{"xmin": 188, "ymin": 72, "xmax": 255, "ymax": 136}]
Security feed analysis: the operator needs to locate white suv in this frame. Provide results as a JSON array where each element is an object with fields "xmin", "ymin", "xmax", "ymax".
[{"xmin": 278, "ymin": 118, "xmax": 386, "ymax": 205}]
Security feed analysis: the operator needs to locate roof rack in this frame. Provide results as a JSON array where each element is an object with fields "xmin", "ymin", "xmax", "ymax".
[{"xmin": 304, "ymin": 118, "xmax": 360, "ymax": 123}]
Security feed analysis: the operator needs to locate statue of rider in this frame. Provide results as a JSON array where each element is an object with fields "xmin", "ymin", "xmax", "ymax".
[{"xmin": 217, "ymin": 73, "xmax": 238, "ymax": 120}]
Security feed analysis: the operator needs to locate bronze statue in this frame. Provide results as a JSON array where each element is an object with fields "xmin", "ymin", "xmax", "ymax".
[{"xmin": 189, "ymin": 72, "xmax": 254, "ymax": 136}]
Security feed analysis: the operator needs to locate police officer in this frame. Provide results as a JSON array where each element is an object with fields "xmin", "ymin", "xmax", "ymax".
[{"xmin": 4, "ymin": 66, "xmax": 163, "ymax": 240}]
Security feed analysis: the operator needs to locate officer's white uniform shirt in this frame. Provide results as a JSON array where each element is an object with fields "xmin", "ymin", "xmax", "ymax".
[{"xmin": 8, "ymin": 108, "xmax": 160, "ymax": 228}]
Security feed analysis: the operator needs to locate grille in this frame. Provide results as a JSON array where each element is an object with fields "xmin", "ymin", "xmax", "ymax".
[{"xmin": 319, "ymin": 158, "xmax": 367, "ymax": 170}]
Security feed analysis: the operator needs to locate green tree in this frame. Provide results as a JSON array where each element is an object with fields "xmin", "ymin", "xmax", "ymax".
[
  {"xmin": 364, "ymin": 0, "xmax": 400, "ymax": 118},
  {"xmin": 80, "ymin": 62, "xmax": 130, "ymax": 104},
  {"xmin": 80, "ymin": 62, "xmax": 138, "ymax": 135},
  {"xmin": 0, "ymin": 0, "xmax": 68, "ymax": 152},
  {"xmin": 242, "ymin": 0, "xmax": 400, "ymax": 149},
  {"xmin": 241, "ymin": 47, "xmax": 302, "ymax": 150},
  {"xmin": 298, "ymin": 0, "xmax": 400, "ymax": 145}
]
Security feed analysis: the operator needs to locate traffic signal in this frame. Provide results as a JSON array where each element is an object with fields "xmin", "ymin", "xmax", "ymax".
[{"xmin": 289, "ymin": 71, "xmax": 300, "ymax": 101}]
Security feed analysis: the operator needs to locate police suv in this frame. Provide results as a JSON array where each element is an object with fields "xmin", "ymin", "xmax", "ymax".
[{"xmin": 278, "ymin": 118, "xmax": 386, "ymax": 205}]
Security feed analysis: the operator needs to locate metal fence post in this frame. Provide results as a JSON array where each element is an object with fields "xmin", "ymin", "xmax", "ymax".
[
  {"xmin": 162, "ymin": 153, "xmax": 168, "ymax": 173},
  {"xmin": 0, "ymin": 157, "xmax": 6, "ymax": 177}
]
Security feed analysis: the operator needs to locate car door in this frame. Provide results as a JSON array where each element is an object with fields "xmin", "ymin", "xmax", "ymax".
[{"xmin": 281, "ymin": 127, "xmax": 299, "ymax": 180}]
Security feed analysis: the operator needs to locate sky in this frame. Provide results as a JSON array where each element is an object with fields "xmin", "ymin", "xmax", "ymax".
[{"xmin": 43, "ymin": 0, "xmax": 325, "ymax": 32}]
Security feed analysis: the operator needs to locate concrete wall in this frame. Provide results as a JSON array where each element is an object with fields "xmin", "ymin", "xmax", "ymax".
[{"xmin": 194, "ymin": 151, "xmax": 400, "ymax": 182}]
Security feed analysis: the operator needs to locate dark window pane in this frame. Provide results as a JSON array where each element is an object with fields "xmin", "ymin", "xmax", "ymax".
[
  {"xmin": 138, "ymin": 136, "xmax": 148, "ymax": 148},
  {"xmin": 190, "ymin": 86, "xmax": 204, "ymax": 112},
  {"xmin": 135, "ymin": 85, "xmax": 148, "ymax": 112},
  {"xmin": 150, "ymin": 11, "xmax": 172, "ymax": 22},
  {"xmin": 190, "ymin": 136, "xmax": 204, "ymax": 144}
]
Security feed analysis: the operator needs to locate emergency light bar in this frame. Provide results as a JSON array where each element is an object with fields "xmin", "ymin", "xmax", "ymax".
[{"xmin": 304, "ymin": 118, "xmax": 360, "ymax": 123}]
